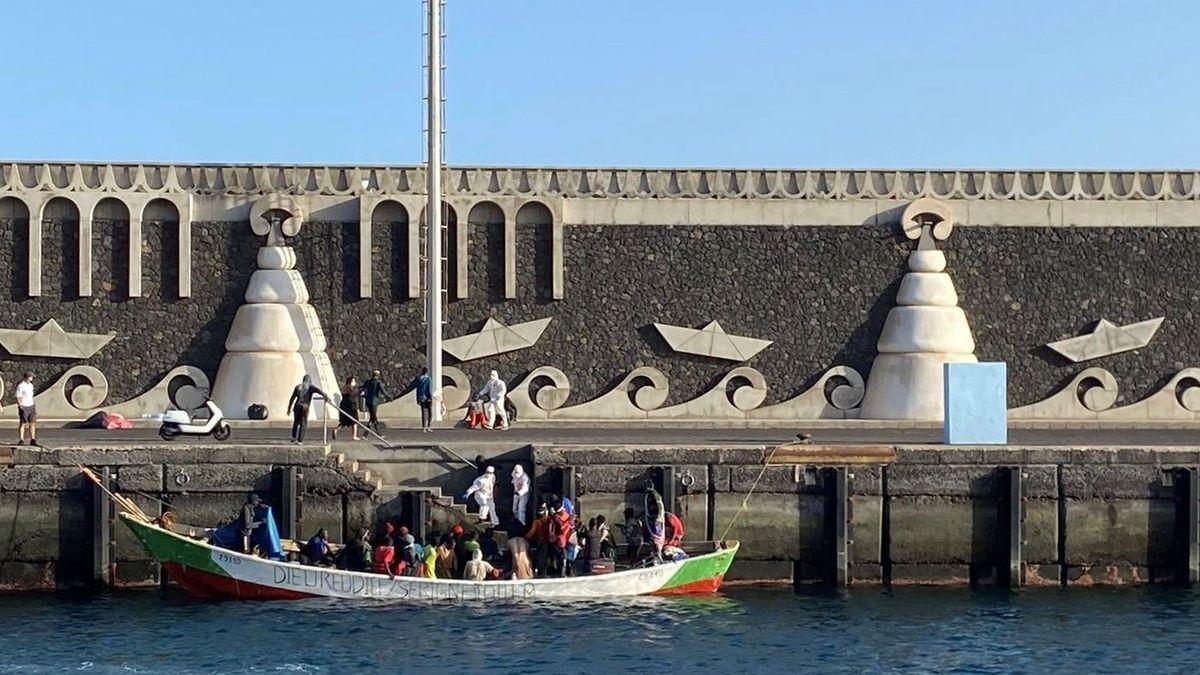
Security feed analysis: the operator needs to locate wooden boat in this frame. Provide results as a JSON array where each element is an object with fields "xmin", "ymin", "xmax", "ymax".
[{"xmin": 120, "ymin": 513, "xmax": 739, "ymax": 601}]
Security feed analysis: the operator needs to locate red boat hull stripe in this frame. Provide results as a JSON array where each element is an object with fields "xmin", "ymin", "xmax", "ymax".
[{"xmin": 163, "ymin": 562, "xmax": 317, "ymax": 601}]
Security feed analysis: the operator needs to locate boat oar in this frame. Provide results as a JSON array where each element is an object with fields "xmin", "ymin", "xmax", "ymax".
[{"xmin": 78, "ymin": 466, "xmax": 152, "ymax": 523}]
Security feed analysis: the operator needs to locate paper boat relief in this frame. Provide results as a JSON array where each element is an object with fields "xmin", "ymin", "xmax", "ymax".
[
  {"xmin": 0, "ymin": 319, "xmax": 115, "ymax": 359},
  {"xmin": 654, "ymin": 321, "xmax": 772, "ymax": 362},
  {"xmin": 1046, "ymin": 317, "xmax": 1163, "ymax": 363},
  {"xmin": 443, "ymin": 318, "xmax": 552, "ymax": 362}
]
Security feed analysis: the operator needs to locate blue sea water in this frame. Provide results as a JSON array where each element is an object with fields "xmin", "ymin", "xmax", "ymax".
[{"xmin": 0, "ymin": 586, "xmax": 1197, "ymax": 673}]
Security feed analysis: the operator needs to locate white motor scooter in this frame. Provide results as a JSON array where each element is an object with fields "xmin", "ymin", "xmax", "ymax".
[{"xmin": 153, "ymin": 399, "xmax": 232, "ymax": 441}]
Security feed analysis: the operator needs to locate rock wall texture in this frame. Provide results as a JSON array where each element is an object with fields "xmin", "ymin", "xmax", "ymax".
[{"xmin": 0, "ymin": 216, "xmax": 1196, "ymax": 409}]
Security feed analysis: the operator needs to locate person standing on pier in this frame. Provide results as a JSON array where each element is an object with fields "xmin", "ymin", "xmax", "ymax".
[
  {"xmin": 286, "ymin": 375, "xmax": 326, "ymax": 444},
  {"xmin": 412, "ymin": 367, "xmax": 433, "ymax": 433},
  {"xmin": 360, "ymin": 370, "xmax": 392, "ymax": 433},
  {"xmin": 478, "ymin": 370, "xmax": 508, "ymax": 430},
  {"xmin": 14, "ymin": 371, "xmax": 38, "ymax": 447}
]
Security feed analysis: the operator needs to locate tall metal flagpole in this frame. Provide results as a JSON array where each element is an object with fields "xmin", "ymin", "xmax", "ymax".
[{"xmin": 425, "ymin": 0, "xmax": 444, "ymax": 421}]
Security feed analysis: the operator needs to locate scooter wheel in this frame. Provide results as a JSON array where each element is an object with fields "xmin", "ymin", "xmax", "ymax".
[
  {"xmin": 213, "ymin": 422, "xmax": 232, "ymax": 441},
  {"xmin": 159, "ymin": 425, "xmax": 179, "ymax": 441}
]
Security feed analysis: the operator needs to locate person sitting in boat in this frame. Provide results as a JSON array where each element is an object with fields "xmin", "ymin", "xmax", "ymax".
[
  {"xmin": 372, "ymin": 536, "xmax": 397, "ymax": 578},
  {"xmin": 304, "ymin": 528, "xmax": 335, "ymax": 566},
  {"xmin": 463, "ymin": 548, "xmax": 496, "ymax": 581},
  {"xmin": 398, "ymin": 534, "xmax": 420, "ymax": 576},
  {"xmin": 434, "ymin": 534, "xmax": 457, "ymax": 579},
  {"xmin": 662, "ymin": 545, "xmax": 689, "ymax": 562},
  {"xmin": 620, "ymin": 507, "xmax": 645, "ymax": 564},
  {"xmin": 583, "ymin": 516, "xmax": 612, "ymax": 574},
  {"xmin": 665, "ymin": 511, "xmax": 685, "ymax": 549},
  {"xmin": 480, "ymin": 529, "xmax": 500, "ymax": 561},
  {"xmin": 455, "ymin": 530, "xmax": 479, "ymax": 579},
  {"xmin": 506, "ymin": 536, "xmax": 534, "ymax": 580},
  {"xmin": 336, "ymin": 529, "xmax": 371, "ymax": 572},
  {"xmin": 240, "ymin": 493, "xmax": 265, "ymax": 554},
  {"xmin": 420, "ymin": 535, "xmax": 439, "ymax": 578}
]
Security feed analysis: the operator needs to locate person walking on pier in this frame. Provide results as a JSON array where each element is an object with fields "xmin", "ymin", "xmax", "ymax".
[
  {"xmin": 478, "ymin": 370, "xmax": 508, "ymax": 430},
  {"xmin": 413, "ymin": 367, "xmax": 433, "ymax": 432},
  {"xmin": 286, "ymin": 375, "xmax": 326, "ymax": 444},
  {"xmin": 14, "ymin": 371, "xmax": 38, "ymax": 447},
  {"xmin": 334, "ymin": 376, "xmax": 361, "ymax": 441},
  {"xmin": 360, "ymin": 370, "xmax": 391, "ymax": 433},
  {"xmin": 511, "ymin": 464, "xmax": 530, "ymax": 526}
]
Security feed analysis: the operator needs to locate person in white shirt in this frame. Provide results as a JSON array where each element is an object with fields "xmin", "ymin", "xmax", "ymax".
[
  {"xmin": 15, "ymin": 371, "xmax": 38, "ymax": 447},
  {"xmin": 477, "ymin": 370, "xmax": 508, "ymax": 430}
]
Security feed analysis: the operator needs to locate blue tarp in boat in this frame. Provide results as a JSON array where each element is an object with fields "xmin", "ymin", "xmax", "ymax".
[{"xmin": 209, "ymin": 505, "xmax": 284, "ymax": 560}]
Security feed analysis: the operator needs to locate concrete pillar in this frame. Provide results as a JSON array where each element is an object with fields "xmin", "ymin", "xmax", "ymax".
[
  {"xmin": 504, "ymin": 211, "xmax": 516, "ymax": 299},
  {"xmin": 128, "ymin": 214, "xmax": 143, "ymax": 297},
  {"xmin": 357, "ymin": 197, "xmax": 373, "ymax": 298},
  {"xmin": 79, "ymin": 212, "xmax": 93, "ymax": 296},
  {"xmin": 552, "ymin": 217, "xmax": 564, "ymax": 300},
  {"xmin": 27, "ymin": 207, "xmax": 42, "ymax": 297},
  {"xmin": 178, "ymin": 216, "xmax": 192, "ymax": 298},
  {"xmin": 408, "ymin": 211, "xmax": 420, "ymax": 299}
]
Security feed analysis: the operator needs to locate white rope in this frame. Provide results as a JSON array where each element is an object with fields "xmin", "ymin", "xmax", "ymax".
[{"xmin": 718, "ymin": 444, "xmax": 781, "ymax": 543}]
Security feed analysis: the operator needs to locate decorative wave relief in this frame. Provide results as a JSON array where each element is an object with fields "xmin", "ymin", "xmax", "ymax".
[
  {"xmin": 431, "ymin": 363, "xmax": 1200, "ymax": 423},
  {"xmin": 0, "ymin": 366, "xmax": 210, "ymax": 421}
]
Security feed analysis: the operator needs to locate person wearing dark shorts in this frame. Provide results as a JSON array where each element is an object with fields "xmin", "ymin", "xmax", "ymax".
[
  {"xmin": 359, "ymin": 370, "xmax": 391, "ymax": 433},
  {"xmin": 15, "ymin": 371, "xmax": 38, "ymax": 447}
]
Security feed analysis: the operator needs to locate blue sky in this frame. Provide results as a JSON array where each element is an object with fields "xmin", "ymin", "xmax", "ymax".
[{"xmin": 4, "ymin": 1, "xmax": 1198, "ymax": 168}]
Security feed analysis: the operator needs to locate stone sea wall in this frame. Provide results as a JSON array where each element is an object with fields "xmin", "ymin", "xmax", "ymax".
[
  {"xmin": 538, "ymin": 444, "xmax": 1196, "ymax": 585},
  {"xmin": 0, "ymin": 444, "xmax": 375, "ymax": 590},
  {"xmin": 0, "ymin": 214, "xmax": 1197, "ymax": 410}
]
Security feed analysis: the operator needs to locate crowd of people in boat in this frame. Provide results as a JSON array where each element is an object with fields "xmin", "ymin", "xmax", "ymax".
[{"xmin": 290, "ymin": 487, "xmax": 687, "ymax": 581}]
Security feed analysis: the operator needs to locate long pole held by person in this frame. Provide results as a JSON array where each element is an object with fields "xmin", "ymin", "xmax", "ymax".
[{"xmin": 425, "ymin": 0, "xmax": 444, "ymax": 423}]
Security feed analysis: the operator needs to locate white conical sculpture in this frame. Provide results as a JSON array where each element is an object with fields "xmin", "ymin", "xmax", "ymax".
[
  {"xmin": 211, "ymin": 198, "xmax": 338, "ymax": 420},
  {"xmin": 860, "ymin": 199, "xmax": 977, "ymax": 420}
]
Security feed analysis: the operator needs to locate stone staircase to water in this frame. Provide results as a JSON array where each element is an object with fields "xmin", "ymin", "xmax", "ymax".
[{"xmin": 326, "ymin": 442, "xmax": 516, "ymax": 541}]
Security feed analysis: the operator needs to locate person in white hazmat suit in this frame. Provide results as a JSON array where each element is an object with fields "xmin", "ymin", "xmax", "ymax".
[
  {"xmin": 478, "ymin": 370, "xmax": 509, "ymax": 430},
  {"xmin": 464, "ymin": 465, "xmax": 500, "ymax": 526},
  {"xmin": 511, "ymin": 464, "xmax": 531, "ymax": 526}
]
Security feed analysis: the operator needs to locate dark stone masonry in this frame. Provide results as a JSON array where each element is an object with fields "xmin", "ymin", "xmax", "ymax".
[{"xmin": 0, "ymin": 216, "xmax": 1196, "ymax": 408}]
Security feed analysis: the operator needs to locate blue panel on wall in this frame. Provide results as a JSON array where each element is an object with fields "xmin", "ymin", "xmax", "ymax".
[{"xmin": 943, "ymin": 362, "xmax": 1007, "ymax": 445}]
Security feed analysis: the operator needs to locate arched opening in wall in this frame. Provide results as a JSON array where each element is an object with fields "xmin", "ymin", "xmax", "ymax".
[
  {"xmin": 516, "ymin": 201, "xmax": 553, "ymax": 301},
  {"xmin": 143, "ymin": 199, "xmax": 180, "ymax": 300},
  {"xmin": 43, "ymin": 196, "xmax": 80, "ymax": 299},
  {"xmin": 419, "ymin": 202, "xmax": 458, "ymax": 301},
  {"xmin": 0, "ymin": 197, "xmax": 30, "ymax": 299},
  {"xmin": 371, "ymin": 200, "xmax": 409, "ymax": 302},
  {"xmin": 94, "ymin": 197, "xmax": 130, "ymax": 301},
  {"xmin": 467, "ymin": 201, "xmax": 505, "ymax": 302}
]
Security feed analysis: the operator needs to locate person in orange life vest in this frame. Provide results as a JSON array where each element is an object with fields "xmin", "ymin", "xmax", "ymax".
[
  {"xmin": 665, "ymin": 511, "xmax": 686, "ymax": 548},
  {"xmin": 549, "ymin": 500, "xmax": 574, "ymax": 578},
  {"xmin": 372, "ymin": 536, "xmax": 397, "ymax": 578}
]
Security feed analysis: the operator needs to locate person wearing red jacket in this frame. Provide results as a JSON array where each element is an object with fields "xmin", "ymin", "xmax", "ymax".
[
  {"xmin": 372, "ymin": 536, "xmax": 397, "ymax": 578},
  {"xmin": 549, "ymin": 502, "xmax": 574, "ymax": 577},
  {"xmin": 665, "ymin": 511, "xmax": 685, "ymax": 548}
]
